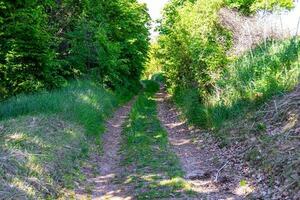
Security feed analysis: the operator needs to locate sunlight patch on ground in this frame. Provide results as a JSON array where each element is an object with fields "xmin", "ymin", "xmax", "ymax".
[
  {"xmin": 234, "ymin": 181, "xmax": 255, "ymax": 196},
  {"xmin": 159, "ymin": 177, "xmax": 192, "ymax": 191},
  {"xmin": 171, "ymin": 138, "xmax": 191, "ymax": 146}
]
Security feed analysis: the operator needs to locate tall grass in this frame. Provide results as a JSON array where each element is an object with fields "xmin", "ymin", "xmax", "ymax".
[
  {"xmin": 0, "ymin": 79, "xmax": 139, "ymax": 135},
  {"xmin": 173, "ymin": 38, "xmax": 300, "ymax": 130},
  {"xmin": 0, "ymin": 79, "xmax": 140, "ymax": 198}
]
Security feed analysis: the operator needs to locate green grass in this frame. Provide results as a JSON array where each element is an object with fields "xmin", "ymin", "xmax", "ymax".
[
  {"xmin": 172, "ymin": 38, "xmax": 300, "ymax": 136},
  {"xmin": 0, "ymin": 79, "xmax": 139, "ymax": 136},
  {"xmin": 0, "ymin": 79, "xmax": 139, "ymax": 199},
  {"xmin": 120, "ymin": 80, "xmax": 194, "ymax": 199},
  {"xmin": 0, "ymin": 115, "xmax": 89, "ymax": 199}
]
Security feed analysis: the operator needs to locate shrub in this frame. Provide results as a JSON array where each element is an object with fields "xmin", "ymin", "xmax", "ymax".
[
  {"xmin": 225, "ymin": 0, "xmax": 293, "ymax": 15},
  {"xmin": 158, "ymin": 0, "xmax": 232, "ymax": 100},
  {"xmin": 0, "ymin": 0, "xmax": 150, "ymax": 100}
]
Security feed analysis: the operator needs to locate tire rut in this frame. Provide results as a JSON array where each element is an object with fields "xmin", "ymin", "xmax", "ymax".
[
  {"xmin": 76, "ymin": 100, "xmax": 134, "ymax": 200},
  {"xmin": 156, "ymin": 86, "xmax": 251, "ymax": 200}
]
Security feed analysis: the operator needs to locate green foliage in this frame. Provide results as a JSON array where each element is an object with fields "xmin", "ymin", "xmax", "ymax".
[
  {"xmin": 0, "ymin": 79, "xmax": 139, "ymax": 136},
  {"xmin": 173, "ymin": 38, "xmax": 300, "ymax": 129},
  {"xmin": 157, "ymin": 0, "xmax": 299, "ymax": 133},
  {"xmin": 144, "ymin": 42, "xmax": 162, "ymax": 79},
  {"xmin": 151, "ymin": 72, "xmax": 165, "ymax": 83},
  {"xmin": 0, "ymin": 0, "xmax": 150, "ymax": 99},
  {"xmin": 142, "ymin": 80, "xmax": 160, "ymax": 93},
  {"xmin": 0, "ymin": 1, "xmax": 60, "ymax": 97},
  {"xmin": 225, "ymin": 0, "xmax": 294, "ymax": 15},
  {"xmin": 158, "ymin": 0, "xmax": 232, "ymax": 99}
]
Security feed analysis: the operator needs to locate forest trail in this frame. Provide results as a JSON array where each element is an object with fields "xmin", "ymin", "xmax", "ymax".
[
  {"xmin": 76, "ymin": 100, "xmax": 134, "ymax": 200},
  {"xmin": 156, "ymin": 86, "xmax": 252, "ymax": 199},
  {"xmin": 75, "ymin": 87, "xmax": 254, "ymax": 199}
]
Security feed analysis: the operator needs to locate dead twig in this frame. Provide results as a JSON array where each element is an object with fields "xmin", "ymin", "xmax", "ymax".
[{"xmin": 214, "ymin": 161, "xmax": 229, "ymax": 182}]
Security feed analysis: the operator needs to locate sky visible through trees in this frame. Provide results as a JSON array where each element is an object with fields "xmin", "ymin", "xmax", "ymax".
[
  {"xmin": 139, "ymin": 0, "xmax": 300, "ymax": 38},
  {"xmin": 138, "ymin": 0, "xmax": 169, "ymax": 39}
]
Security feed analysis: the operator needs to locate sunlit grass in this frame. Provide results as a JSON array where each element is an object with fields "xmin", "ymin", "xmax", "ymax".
[
  {"xmin": 0, "ymin": 79, "xmax": 139, "ymax": 198},
  {"xmin": 159, "ymin": 177, "xmax": 193, "ymax": 191},
  {"xmin": 0, "ymin": 79, "xmax": 138, "ymax": 136},
  {"xmin": 120, "ymin": 80, "xmax": 194, "ymax": 199},
  {"xmin": 0, "ymin": 115, "xmax": 90, "ymax": 199},
  {"xmin": 173, "ymin": 38, "xmax": 300, "ymax": 135}
]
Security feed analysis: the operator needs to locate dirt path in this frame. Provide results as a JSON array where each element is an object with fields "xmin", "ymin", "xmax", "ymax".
[
  {"xmin": 76, "ymin": 101, "xmax": 134, "ymax": 200},
  {"xmin": 156, "ymin": 87, "xmax": 253, "ymax": 199}
]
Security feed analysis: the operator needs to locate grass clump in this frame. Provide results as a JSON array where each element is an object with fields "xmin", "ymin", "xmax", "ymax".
[
  {"xmin": 120, "ymin": 80, "xmax": 194, "ymax": 199},
  {"xmin": 172, "ymin": 38, "xmax": 300, "ymax": 134}
]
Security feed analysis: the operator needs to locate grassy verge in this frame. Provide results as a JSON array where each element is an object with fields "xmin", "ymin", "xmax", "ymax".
[
  {"xmin": 0, "ymin": 79, "xmax": 139, "ymax": 136},
  {"xmin": 172, "ymin": 38, "xmax": 300, "ymax": 135},
  {"xmin": 0, "ymin": 79, "xmax": 139, "ymax": 199},
  {"xmin": 120, "ymin": 80, "xmax": 194, "ymax": 199},
  {"xmin": 167, "ymin": 38, "xmax": 300, "ymax": 198},
  {"xmin": 0, "ymin": 115, "xmax": 89, "ymax": 199}
]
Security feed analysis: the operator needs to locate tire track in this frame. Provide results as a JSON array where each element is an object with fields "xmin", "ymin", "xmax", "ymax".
[
  {"xmin": 76, "ymin": 100, "xmax": 134, "ymax": 200},
  {"xmin": 156, "ymin": 86, "xmax": 250, "ymax": 200}
]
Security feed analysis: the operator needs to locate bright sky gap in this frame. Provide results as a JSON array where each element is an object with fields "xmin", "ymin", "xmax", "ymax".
[
  {"xmin": 138, "ymin": 0, "xmax": 169, "ymax": 39},
  {"xmin": 139, "ymin": 0, "xmax": 300, "ymax": 39}
]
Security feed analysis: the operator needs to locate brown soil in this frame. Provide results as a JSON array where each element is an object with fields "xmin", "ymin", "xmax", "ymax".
[
  {"xmin": 222, "ymin": 84, "xmax": 300, "ymax": 199},
  {"xmin": 156, "ymin": 86, "xmax": 253, "ymax": 200},
  {"xmin": 75, "ymin": 101, "xmax": 134, "ymax": 200}
]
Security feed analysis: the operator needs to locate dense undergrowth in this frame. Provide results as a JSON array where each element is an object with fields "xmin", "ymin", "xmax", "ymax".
[
  {"xmin": 120, "ymin": 80, "xmax": 193, "ymax": 199},
  {"xmin": 172, "ymin": 38, "xmax": 300, "ymax": 131},
  {"xmin": 0, "ymin": 0, "xmax": 149, "ymax": 99},
  {"xmin": 0, "ymin": 79, "xmax": 139, "ymax": 199},
  {"xmin": 155, "ymin": 0, "xmax": 299, "ymax": 132}
]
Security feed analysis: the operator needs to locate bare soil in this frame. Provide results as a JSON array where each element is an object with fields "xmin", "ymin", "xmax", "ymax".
[
  {"xmin": 76, "ymin": 101, "xmax": 134, "ymax": 200},
  {"xmin": 156, "ymin": 87, "xmax": 253, "ymax": 200}
]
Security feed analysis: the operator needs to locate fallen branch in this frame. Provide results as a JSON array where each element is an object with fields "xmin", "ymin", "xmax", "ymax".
[{"xmin": 214, "ymin": 161, "xmax": 229, "ymax": 182}]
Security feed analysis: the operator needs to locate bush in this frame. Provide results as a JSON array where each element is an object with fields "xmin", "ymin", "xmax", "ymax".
[
  {"xmin": 225, "ymin": 0, "xmax": 293, "ymax": 15},
  {"xmin": 172, "ymin": 38, "xmax": 300, "ymax": 129},
  {"xmin": 0, "ymin": 0, "xmax": 150, "ymax": 100},
  {"xmin": 142, "ymin": 80, "xmax": 160, "ymax": 94},
  {"xmin": 158, "ymin": 0, "xmax": 232, "ymax": 100},
  {"xmin": 157, "ymin": 0, "xmax": 298, "ymax": 130}
]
